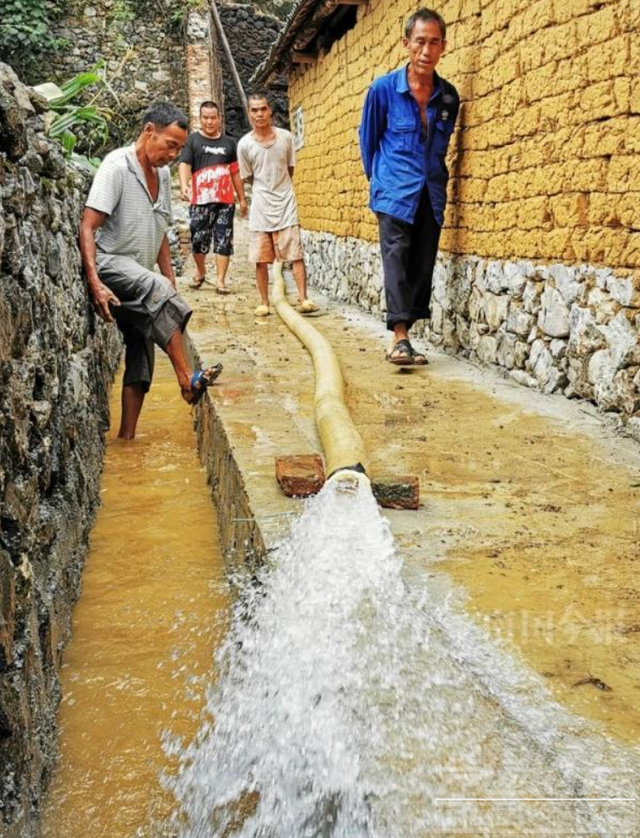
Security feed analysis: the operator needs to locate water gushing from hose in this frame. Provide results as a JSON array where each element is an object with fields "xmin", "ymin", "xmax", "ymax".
[{"xmin": 165, "ymin": 478, "xmax": 635, "ymax": 837}]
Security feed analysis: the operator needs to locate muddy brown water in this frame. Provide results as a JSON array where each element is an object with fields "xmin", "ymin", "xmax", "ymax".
[{"xmin": 41, "ymin": 357, "xmax": 230, "ymax": 838}]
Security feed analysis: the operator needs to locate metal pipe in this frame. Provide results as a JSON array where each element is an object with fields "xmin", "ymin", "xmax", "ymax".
[
  {"xmin": 208, "ymin": 0, "xmax": 249, "ymax": 125},
  {"xmin": 272, "ymin": 263, "xmax": 370, "ymax": 481}
]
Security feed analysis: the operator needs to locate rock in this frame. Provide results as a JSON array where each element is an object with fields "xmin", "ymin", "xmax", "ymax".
[
  {"xmin": 544, "ymin": 367, "xmax": 568, "ymax": 394},
  {"xmin": 484, "ymin": 292, "xmax": 509, "ymax": 332},
  {"xmin": 371, "ymin": 475, "xmax": 420, "ymax": 510},
  {"xmin": 587, "ymin": 287, "xmax": 621, "ymax": 324},
  {"xmin": 568, "ymin": 305, "xmax": 607, "ymax": 356},
  {"xmin": 0, "ymin": 550, "xmax": 15, "ymax": 668},
  {"xmin": 506, "ymin": 302, "xmax": 534, "ymax": 336},
  {"xmin": 0, "ymin": 78, "xmax": 28, "ymax": 160},
  {"xmin": 275, "ymin": 454, "xmax": 325, "ymax": 496},
  {"xmin": 538, "ymin": 286, "xmax": 570, "ymax": 337},
  {"xmin": 485, "ymin": 261, "xmax": 510, "ymax": 294},
  {"xmin": 477, "ymin": 334, "xmax": 498, "ymax": 364},
  {"xmin": 467, "ymin": 286, "xmax": 484, "ymax": 321},
  {"xmin": 549, "ymin": 263, "xmax": 582, "ymax": 304},
  {"xmin": 588, "ymin": 349, "xmax": 618, "ymax": 409},
  {"xmin": 601, "ymin": 311, "xmax": 640, "ymax": 369},
  {"xmin": 496, "ymin": 330, "xmax": 518, "ymax": 367},
  {"xmin": 613, "ymin": 368, "xmax": 640, "ymax": 415},
  {"xmin": 522, "ymin": 280, "xmax": 543, "ymax": 314},
  {"xmin": 606, "ymin": 274, "xmax": 640, "ymax": 308},
  {"xmin": 503, "ymin": 260, "xmax": 529, "ymax": 297},
  {"xmin": 625, "ymin": 417, "xmax": 640, "ymax": 443},
  {"xmin": 509, "ymin": 369, "xmax": 538, "ymax": 389},
  {"xmin": 514, "ymin": 339, "xmax": 529, "ymax": 368}
]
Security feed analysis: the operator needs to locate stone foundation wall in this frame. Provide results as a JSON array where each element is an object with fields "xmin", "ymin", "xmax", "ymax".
[
  {"xmin": 49, "ymin": 0, "xmax": 187, "ymax": 148},
  {"xmin": 216, "ymin": 3, "xmax": 289, "ymax": 138},
  {"xmin": 0, "ymin": 64, "xmax": 120, "ymax": 836},
  {"xmin": 302, "ymin": 230, "xmax": 640, "ymax": 441}
]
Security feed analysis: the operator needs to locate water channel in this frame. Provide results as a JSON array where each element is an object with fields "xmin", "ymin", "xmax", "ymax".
[{"xmin": 42, "ymin": 358, "xmax": 231, "ymax": 838}]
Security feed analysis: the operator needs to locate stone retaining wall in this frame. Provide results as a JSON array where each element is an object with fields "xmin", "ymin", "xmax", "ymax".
[
  {"xmin": 302, "ymin": 230, "xmax": 640, "ymax": 440},
  {"xmin": 216, "ymin": 3, "xmax": 289, "ymax": 138},
  {"xmin": 49, "ymin": 0, "xmax": 187, "ymax": 148},
  {"xmin": 186, "ymin": 341, "xmax": 266, "ymax": 577},
  {"xmin": 0, "ymin": 64, "xmax": 120, "ymax": 836}
]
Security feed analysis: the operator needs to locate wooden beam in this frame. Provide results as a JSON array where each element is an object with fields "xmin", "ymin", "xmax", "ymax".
[{"xmin": 292, "ymin": 51, "xmax": 316, "ymax": 64}]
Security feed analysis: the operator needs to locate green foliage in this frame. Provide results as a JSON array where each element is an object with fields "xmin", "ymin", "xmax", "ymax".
[
  {"xmin": 49, "ymin": 64, "xmax": 112, "ymax": 166},
  {"xmin": 110, "ymin": 0, "xmax": 136, "ymax": 24},
  {"xmin": 166, "ymin": 0, "xmax": 204, "ymax": 34},
  {"xmin": 0, "ymin": 0, "xmax": 63, "ymax": 81}
]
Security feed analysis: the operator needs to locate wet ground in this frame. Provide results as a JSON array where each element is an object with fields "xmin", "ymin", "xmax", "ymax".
[{"xmin": 183, "ymin": 218, "xmax": 640, "ymax": 749}]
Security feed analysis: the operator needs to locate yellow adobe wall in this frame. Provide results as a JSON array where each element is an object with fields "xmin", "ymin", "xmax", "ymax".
[{"xmin": 289, "ymin": 0, "xmax": 640, "ymax": 271}]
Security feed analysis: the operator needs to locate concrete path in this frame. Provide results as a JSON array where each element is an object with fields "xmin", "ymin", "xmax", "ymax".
[{"xmin": 180, "ymin": 218, "xmax": 640, "ymax": 751}]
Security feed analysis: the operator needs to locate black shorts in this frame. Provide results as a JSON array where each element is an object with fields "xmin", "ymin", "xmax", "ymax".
[
  {"xmin": 96, "ymin": 254, "xmax": 192, "ymax": 392},
  {"xmin": 189, "ymin": 202, "xmax": 235, "ymax": 256}
]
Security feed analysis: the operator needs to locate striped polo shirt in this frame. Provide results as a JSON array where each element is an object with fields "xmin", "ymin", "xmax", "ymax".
[{"xmin": 86, "ymin": 145, "xmax": 173, "ymax": 272}]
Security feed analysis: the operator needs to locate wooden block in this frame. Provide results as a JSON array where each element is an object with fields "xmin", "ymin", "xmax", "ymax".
[
  {"xmin": 275, "ymin": 455, "xmax": 326, "ymax": 497},
  {"xmin": 371, "ymin": 476, "xmax": 420, "ymax": 510}
]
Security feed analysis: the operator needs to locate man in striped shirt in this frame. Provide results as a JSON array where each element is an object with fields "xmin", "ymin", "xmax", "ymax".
[{"xmin": 80, "ymin": 102, "xmax": 222, "ymax": 439}]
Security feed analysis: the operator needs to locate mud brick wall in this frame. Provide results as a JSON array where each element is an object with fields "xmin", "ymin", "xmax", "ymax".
[
  {"xmin": 289, "ymin": 0, "xmax": 640, "ymax": 435},
  {"xmin": 0, "ymin": 64, "xmax": 120, "ymax": 837}
]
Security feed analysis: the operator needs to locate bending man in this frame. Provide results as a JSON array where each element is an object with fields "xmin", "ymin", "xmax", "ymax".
[{"xmin": 80, "ymin": 102, "xmax": 222, "ymax": 439}]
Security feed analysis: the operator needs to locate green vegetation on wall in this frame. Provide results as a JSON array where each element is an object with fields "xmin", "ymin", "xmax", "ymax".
[{"xmin": 0, "ymin": 0, "xmax": 66, "ymax": 81}]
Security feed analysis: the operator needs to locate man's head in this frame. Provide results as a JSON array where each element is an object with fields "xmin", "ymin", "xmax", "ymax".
[
  {"xmin": 247, "ymin": 92, "xmax": 273, "ymax": 130},
  {"xmin": 403, "ymin": 8, "xmax": 447, "ymax": 77},
  {"xmin": 139, "ymin": 102, "xmax": 189, "ymax": 167},
  {"xmin": 199, "ymin": 101, "xmax": 221, "ymax": 137}
]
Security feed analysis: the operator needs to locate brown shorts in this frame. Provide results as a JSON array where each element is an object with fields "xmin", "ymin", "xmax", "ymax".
[{"xmin": 249, "ymin": 225, "xmax": 304, "ymax": 264}]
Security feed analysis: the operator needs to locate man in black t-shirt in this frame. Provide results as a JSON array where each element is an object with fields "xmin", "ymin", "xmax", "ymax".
[{"xmin": 179, "ymin": 101, "xmax": 247, "ymax": 293}]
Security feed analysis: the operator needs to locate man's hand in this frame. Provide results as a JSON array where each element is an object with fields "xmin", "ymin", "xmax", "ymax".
[
  {"xmin": 90, "ymin": 280, "xmax": 120, "ymax": 323},
  {"xmin": 239, "ymin": 198, "xmax": 248, "ymax": 218},
  {"xmin": 180, "ymin": 184, "xmax": 190, "ymax": 202}
]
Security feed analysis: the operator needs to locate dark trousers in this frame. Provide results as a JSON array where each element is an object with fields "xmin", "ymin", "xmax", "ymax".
[{"xmin": 377, "ymin": 189, "xmax": 441, "ymax": 331}]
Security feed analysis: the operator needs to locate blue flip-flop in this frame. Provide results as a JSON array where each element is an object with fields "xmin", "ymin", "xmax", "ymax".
[{"xmin": 189, "ymin": 364, "xmax": 223, "ymax": 405}]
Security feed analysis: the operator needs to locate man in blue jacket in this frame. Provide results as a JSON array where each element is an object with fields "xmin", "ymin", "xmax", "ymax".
[{"xmin": 359, "ymin": 8, "xmax": 459, "ymax": 365}]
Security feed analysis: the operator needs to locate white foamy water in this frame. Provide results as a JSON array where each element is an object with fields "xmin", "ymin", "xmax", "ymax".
[{"xmin": 165, "ymin": 480, "xmax": 639, "ymax": 838}]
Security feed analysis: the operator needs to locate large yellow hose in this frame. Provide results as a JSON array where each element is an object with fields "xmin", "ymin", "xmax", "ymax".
[{"xmin": 272, "ymin": 264, "xmax": 370, "ymax": 479}]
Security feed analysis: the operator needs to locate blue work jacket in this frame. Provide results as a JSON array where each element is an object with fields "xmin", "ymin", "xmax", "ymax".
[{"xmin": 359, "ymin": 66, "xmax": 460, "ymax": 226}]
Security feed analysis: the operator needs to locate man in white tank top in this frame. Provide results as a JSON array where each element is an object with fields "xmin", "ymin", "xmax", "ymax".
[{"xmin": 238, "ymin": 92, "xmax": 318, "ymax": 317}]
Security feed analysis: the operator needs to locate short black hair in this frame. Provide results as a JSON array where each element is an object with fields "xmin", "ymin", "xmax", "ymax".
[
  {"xmin": 141, "ymin": 102, "xmax": 188, "ymax": 131},
  {"xmin": 200, "ymin": 100, "xmax": 220, "ymax": 114},
  {"xmin": 404, "ymin": 8, "xmax": 447, "ymax": 40},
  {"xmin": 247, "ymin": 91, "xmax": 272, "ymax": 108}
]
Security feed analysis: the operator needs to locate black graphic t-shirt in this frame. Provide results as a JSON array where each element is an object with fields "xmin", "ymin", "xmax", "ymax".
[{"xmin": 179, "ymin": 132, "xmax": 238, "ymax": 205}]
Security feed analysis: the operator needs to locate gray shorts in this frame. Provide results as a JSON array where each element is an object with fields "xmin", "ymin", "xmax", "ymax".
[{"xmin": 96, "ymin": 253, "xmax": 192, "ymax": 391}]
